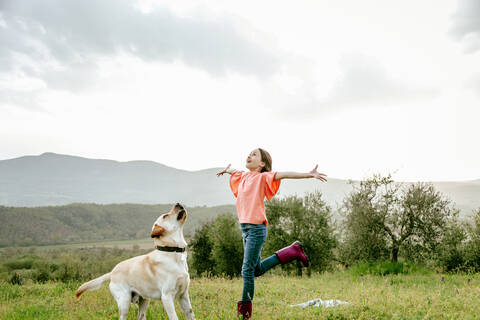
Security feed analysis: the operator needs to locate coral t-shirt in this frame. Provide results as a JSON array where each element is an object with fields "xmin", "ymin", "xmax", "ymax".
[{"xmin": 229, "ymin": 170, "xmax": 281, "ymax": 226}]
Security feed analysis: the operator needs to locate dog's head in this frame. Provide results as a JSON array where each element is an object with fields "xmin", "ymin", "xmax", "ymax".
[{"xmin": 150, "ymin": 203, "xmax": 187, "ymax": 240}]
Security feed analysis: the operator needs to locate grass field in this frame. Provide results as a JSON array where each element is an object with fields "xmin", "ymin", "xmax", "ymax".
[
  {"xmin": 1, "ymin": 272, "xmax": 479, "ymax": 319},
  {"xmin": 0, "ymin": 238, "xmax": 153, "ymax": 252}
]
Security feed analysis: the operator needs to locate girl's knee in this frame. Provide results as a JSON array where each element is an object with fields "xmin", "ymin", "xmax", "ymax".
[
  {"xmin": 241, "ymin": 267, "xmax": 255, "ymax": 278},
  {"xmin": 242, "ymin": 261, "xmax": 257, "ymax": 276},
  {"xmin": 254, "ymin": 268, "xmax": 265, "ymax": 277}
]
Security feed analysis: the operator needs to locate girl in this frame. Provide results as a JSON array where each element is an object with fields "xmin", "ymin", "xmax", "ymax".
[{"xmin": 216, "ymin": 148, "xmax": 327, "ymax": 319}]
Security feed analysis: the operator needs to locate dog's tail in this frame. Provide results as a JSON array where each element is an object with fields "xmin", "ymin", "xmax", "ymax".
[{"xmin": 75, "ymin": 272, "xmax": 111, "ymax": 299}]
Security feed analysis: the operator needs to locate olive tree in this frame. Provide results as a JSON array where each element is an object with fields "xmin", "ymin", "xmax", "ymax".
[
  {"xmin": 189, "ymin": 222, "xmax": 216, "ymax": 277},
  {"xmin": 464, "ymin": 208, "xmax": 480, "ymax": 271},
  {"xmin": 264, "ymin": 191, "xmax": 337, "ymax": 274},
  {"xmin": 340, "ymin": 174, "xmax": 456, "ymax": 263},
  {"xmin": 189, "ymin": 213, "xmax": 243, "ymax": 278}
]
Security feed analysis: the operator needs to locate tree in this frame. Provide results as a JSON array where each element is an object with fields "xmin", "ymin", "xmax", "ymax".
[
  {"xmin": 341, "ymin": 174, "xmax": 456, "ymax": 263},
  {"xmin": 464, "ymin": 208, "xmax": 480, "ymax": 271},
  {"xmin": 189, "ymin": 222, "xmax": 216, "ymax": 277},
  {"xmin": 436, "ymin": 216, "xmax": 467, "ymax": 272},
  {"xmin": 189, "ymin": 213, "xmax": 243, "ymax": 278},
  {"xmin": 210, "ymin": 214, "xmax": 243, "ymax": 278},
  {"xmin": 264, "ymin": 192, "xmax": 337, "ymax": 273},
  {"xmin": 339, "ymin": 175, "xmax": 391, "ymax": 265},
  {"xmin": 400, "ymin": 182, "xmax": 459, "ymax": 261}
]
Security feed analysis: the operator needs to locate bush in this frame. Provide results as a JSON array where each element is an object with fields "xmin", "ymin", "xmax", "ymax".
[
  {"xmin": 9, "ymin": 272, "xmax": 23, "ymax": 285},
  {"xmin": 55, "ymin": 257, "xmax": 83, "ymax": 282},
  {"xmin": 462, "ymin": 208, "xmax": 480, "ymax": 272},
  {"xmin": 435, "ymin": 209, "xmax": 480, "ymax": 273},
  {"xmin": 189, "ymin": 213, "xmax": 243, "ymax": 278},
  {"xmin": 190, "ymin": 222, "xmax": 216, "ymax": 277},
  {"xmin": 210, "ymin": 214, "xmax": 243, "ymax": 278},
  {"xmin": 32, "ymin": 260, "xmax": 53, "ymax": 283},
  {"xmin": 264, "ymin": 192, "xmax": 337, "ymax": 274}
]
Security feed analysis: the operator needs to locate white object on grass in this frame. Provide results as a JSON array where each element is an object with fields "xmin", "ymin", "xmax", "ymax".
[{"xmin": 290, "ymin": 298, "xmax": 350, "ymax": 308}]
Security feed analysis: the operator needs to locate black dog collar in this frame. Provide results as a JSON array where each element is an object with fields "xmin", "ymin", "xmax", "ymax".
[{"xmin": 156, "ymin": 245, "xmax": 186, "ymax": 253}]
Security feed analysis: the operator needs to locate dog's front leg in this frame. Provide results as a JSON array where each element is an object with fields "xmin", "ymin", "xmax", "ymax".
[
  {"xmin": 161, "ymin": 293, "xmax": 178, "ymax": 320},
  {"xmin": 179, "ymin": 292, "xmax": 196, "ymax": 320}
]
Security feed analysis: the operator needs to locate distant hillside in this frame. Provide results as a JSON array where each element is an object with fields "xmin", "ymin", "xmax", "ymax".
[
  {"xmin": 0, "ymin": 152, "xmax": 348, "ymax": 207},
  {"xmin": 0, "ymin": 153, "xmax": 479, "ymax": 217},
  {"xmin": 0, "ymin": 203, "xmax": 236, "ymax": 247},
  {"xmin": 0, "ymin": 152, "xmax": 228, "ymax": 207}
]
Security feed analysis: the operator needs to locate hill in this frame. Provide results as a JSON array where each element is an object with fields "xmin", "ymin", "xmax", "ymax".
[
  {"xmin": 0, "ymin": 152, "xmax": 348, "ymax": 207},
  {"xmin": 0, "ymin": 152, "xmax": 478, "ymax": 216},
  {"xmin": 0, "ymin": 203, "xmax": 236, "ymax": 247}
]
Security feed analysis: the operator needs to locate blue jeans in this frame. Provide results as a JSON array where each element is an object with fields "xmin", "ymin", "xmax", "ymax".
[{"xmin": 240, "ymin": 223, "xmax": 280, "ymax": 302}]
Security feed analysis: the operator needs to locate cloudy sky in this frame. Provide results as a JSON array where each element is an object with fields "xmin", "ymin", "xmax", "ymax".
[{"xmin": 1, "ymin": 0, "xmax": 479, "ymax": 181}]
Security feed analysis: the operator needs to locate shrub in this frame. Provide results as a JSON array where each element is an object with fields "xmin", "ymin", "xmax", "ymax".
[
  {"xmin": 210, "ymin": 214, "xmax": 243, "ymax": 278},
  {"xmin": 264, "ymin": 192, "xmax": 337, "ymax": 274},
  {"xmin": 189, "ymin": 213, "xmax": 243, "ymax": 278},
  {"xmin": 462, "ymin": 208, "xmax": 480, "ymax": 272},
  {"xmin": 190, "ymin": 222, "xmax": 216, "ymax": 277},
  {"xmin": 32, "ymin": 260, "xmax": 53, "ymax": 283},
  {"xmin": 9, "ymin": 272, "xmax": 23, "ymax": 285}
]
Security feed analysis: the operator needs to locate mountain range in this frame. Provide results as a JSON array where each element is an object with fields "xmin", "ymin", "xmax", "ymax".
[{"xmin": 1, "ymin": 152, "xmax": 479, "ymax": 217}]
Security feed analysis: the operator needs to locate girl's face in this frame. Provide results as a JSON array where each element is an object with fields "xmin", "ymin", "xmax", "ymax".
[{"xmin": 245, "ymin": 149, "xmax": 265, "ymax": 172}]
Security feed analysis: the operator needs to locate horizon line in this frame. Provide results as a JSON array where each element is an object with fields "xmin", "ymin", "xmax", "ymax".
[{"xmin": 1, "ymin": 151, "xmax": 478, "ymax": 183}]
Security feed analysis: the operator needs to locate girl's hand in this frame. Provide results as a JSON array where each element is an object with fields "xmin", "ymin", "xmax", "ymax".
[
  {"xmin": 216, "ymin": 164, "xmax": 232, "ymax": 177},
  {"xmin": 310, "ymin": 165, "xmax": 327, "ymax": 182}
]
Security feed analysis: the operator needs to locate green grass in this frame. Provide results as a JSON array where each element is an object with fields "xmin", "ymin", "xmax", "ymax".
[
  {"xmin": 348, "ymin": 261, "xmax": 433, "ymax": 276},
  {"xmin": 1, "ymin": 273, "xmax": 479, "ymax": 319}
]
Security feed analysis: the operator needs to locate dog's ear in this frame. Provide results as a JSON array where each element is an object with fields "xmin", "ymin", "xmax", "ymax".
[{"xmin": 151, "ymin": 224, "xmax": 165, "ymax": 238}]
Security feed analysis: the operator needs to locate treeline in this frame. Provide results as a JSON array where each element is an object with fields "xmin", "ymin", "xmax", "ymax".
[
  {"xmin": 0, "ymin": 203, "xmax": 235, "ymax": 247},
  {"xmin": 189, "ymin": 174, "xmax": 480, "ymax": 277}
]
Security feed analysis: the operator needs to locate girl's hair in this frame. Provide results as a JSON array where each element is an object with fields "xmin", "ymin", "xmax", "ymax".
[{"xmin": 258, "ymin": 148, "xmax": 272, "ymax": 172}]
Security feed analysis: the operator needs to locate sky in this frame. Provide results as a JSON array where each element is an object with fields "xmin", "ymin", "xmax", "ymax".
[{"xmin": 0, "ymin": 0, "xmax": 479, "ymax": 182}]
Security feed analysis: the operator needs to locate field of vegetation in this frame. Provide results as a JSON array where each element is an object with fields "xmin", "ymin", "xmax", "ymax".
[
  {"xmin": 2, "ymin": 271, "xmax": 479, "ymax": 319},
  {"xmin": 1, "ymin": 244, "xmax": 479, "ymax": 319},
  {"xmin": 0, "ymin": 203, "xmax": 236, "ymax": 247},
  {"xmin": 2, "ymin": 175, "xmax": 480, "ymax": 319}
]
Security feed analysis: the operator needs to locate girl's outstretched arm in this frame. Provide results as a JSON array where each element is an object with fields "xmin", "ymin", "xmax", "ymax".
[
  {"xmin": 216, "ymin": 164, "xmax": 237, "ymax": 176},
  {"xmin": 275, "ymin": 165, "xmax": 327, "ymax": 182}
]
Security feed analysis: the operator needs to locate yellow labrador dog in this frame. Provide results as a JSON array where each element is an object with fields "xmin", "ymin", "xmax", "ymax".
[{"xmin": 75, "ymin": 203, "xmax": 195, "ymax": 320}]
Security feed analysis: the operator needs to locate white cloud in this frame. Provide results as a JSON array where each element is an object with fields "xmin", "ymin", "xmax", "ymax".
[
  {"xmin": 322, "ymin": 54, "xmax": 438, "ymax": 107},
  {"xmin": 262, "ymin": 54, "xmax": 438, "ymax": 121},
  {"xmin": 0, "ymin": 0, "xmax": 281, "ymax": 102},
  {"xmin": 466, "ymin": 73, "xmax": 480, "ymax": 95},
  {"xmin": 449, "ymin": 0, "xmax": 480, "ymax": 53}
]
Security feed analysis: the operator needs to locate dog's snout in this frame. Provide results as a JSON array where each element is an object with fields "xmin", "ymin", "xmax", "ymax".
[{"xmin": 175, "ymin": 203, "xmax": 184, "ymax": 210}]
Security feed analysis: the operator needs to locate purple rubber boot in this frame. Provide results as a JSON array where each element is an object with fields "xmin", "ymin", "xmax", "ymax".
[
  {"xmin": 275, "ymin": 241, "xmax": 309, "ymax": 267},
  {"xmin": 237, "ymin": 301, "xmax": 252, "ymax": 319}
]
